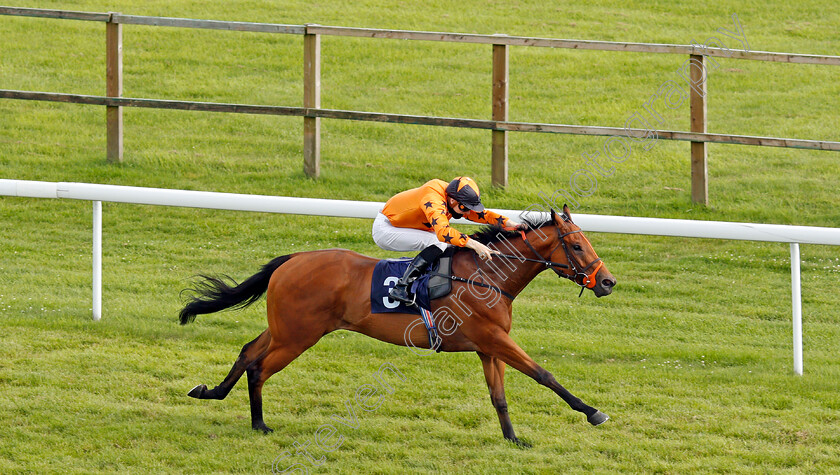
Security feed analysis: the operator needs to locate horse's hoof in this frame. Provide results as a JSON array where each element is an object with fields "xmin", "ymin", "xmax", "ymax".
[
  {"xmin": 187, "ymin": 384, "xmax": 207, "ymax": 398},
  {"xmin": 253, "ymin": 423, "xmax": 274, "ymax": 434},
  {"xmin": 510, "ymin": 437, "xmax": 532, "ymax": 448},
  {"xmin": 588, "ymin": 410, "xmax": 609, "ymax": 426}
]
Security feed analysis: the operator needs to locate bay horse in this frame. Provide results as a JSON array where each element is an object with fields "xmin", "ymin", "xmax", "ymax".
[{"xmin": 179, "ymin": 206, "xmax": 616, "ymax": 446}]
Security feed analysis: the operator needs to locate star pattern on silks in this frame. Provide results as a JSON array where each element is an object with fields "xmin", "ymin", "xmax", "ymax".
[
  {"xmin": 459, "ymin": 233, "xmax": 467, "ymax": 241},
  {"xmin": 440, "ymin": 209, "xmax": 448, "ymax": 216},
  {"xmin": 443, "ymin": 234, "xmax": 453, "ymax": 243},
  {"xmin": 422, "ymin": 221, "xmax": 432, "ymax": 228},
  {"xmin": 424, "ymin": 201, "xmax": 433, "ymax": 209},
  {"xmin": 476, "ymin": 211, "xmax": 486, "ymax": 220},
  {"xmin": 431, "ymin": 218, "xmax": 438, "ymax": 226},
  {"xmin": 496, "ymin": 216, "xmax": 506, "ymax": 226}
]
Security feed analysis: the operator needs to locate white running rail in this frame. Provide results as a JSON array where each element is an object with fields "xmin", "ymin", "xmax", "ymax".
[{"xmin": 4, "ymin": 179, "xmax": 839, "ymax": 375}]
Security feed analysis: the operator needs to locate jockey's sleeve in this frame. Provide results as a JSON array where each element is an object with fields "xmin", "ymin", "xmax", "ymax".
[
  {"xmin": 421, "ymin": 196, "xmax": 470, "ymax": 247},
  {"xmin": 464, "ymin": 209, "xmax": 513, "ymax": 230}
]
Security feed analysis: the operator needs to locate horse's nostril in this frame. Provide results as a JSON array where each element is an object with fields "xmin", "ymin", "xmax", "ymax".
[{"xmin": 603, "ymin": 278, "xmax": 615, "ymax": 288}]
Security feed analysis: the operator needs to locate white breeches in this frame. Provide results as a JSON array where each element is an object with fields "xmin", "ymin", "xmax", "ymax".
[{"xmin": 372, "ymin": 212, "xmax": 449, "ymax": 253}]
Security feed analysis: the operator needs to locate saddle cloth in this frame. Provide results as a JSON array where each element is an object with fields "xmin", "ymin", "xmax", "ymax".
[{"xmin": 369, "ymin": 247, "xmax": 454, "ymax": 314}]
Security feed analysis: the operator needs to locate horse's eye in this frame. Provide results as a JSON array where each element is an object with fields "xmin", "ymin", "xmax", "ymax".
[{"xmin": 573, "ymin": 244, "xmax": 583, "ymax": 251}]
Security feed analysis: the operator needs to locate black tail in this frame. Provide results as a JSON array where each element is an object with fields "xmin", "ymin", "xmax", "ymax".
[{"xmin": 179, "ymin": 254, "xmax": 294, "ymax": 325}]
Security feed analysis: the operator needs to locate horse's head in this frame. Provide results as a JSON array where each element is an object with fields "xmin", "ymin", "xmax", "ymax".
[{"xmin": 541, "ymin": 205, "xmax": 616, "ymax": 297}]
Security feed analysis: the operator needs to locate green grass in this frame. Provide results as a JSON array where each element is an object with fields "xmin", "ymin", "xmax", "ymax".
[{"xmin": 2, "ymin": 0, "xmax": 840, "ymax": 473}]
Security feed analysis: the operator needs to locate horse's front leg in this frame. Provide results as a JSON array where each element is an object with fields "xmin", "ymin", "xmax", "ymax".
[{"xmin": 477, "ymin": 329, "xmax": 608, "ymax": 426}]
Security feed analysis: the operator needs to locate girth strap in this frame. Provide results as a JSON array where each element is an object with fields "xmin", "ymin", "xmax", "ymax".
[{"xmin": 419, "ymin": 307, "xmax": 442, "ymax": 353}]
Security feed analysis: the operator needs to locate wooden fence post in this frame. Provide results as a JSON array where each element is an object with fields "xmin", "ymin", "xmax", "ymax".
[
  {"xmin": 303, "ymin": 25, "xmax": 321, "ymax": 178},
  {"xmin": 689, "ymin": 54, "xmax": 707, "ymax": 205},
  {"xmin": 491, "ymin": 41, "xmax": 509, "ymax": 188},
  {"xmin": 106, "ymin": 13, "xmax": 123, "ymax": 163}
]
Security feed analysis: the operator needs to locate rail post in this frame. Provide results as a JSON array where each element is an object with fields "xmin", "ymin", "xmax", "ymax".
[
  {"xmin": 303, "ymin": 24, "xmax": 321, "ymax": 178},
  {"xmin": 491, "ymin": 39, "xmax": 509, "ymax": 188},
  {"xmin": 92, "ymin": 201, "xmax": 102, "ymax": 321},
  {"xmin": 689, "ymin": 54, "xmax": 708, "ymax": 204},
  {"xmin": 790, "ymin": 243, "xmax": 803, "ymax": 375},
  {"xmin": 106, "ymin": 13, "xmax": 123, "ymax": 163}
]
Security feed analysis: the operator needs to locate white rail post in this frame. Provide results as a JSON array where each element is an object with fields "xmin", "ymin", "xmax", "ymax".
[
  {"xmin": 790, "ymin": 242, "xmax": 803, "ymax": 375},
  {"xmin": 93, "ymin": 201, "xmax": 102, "ymax": 321}
]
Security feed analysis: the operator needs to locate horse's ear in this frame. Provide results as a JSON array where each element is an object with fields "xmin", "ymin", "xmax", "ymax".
[
  {"xmin": 550, "ymin": 208, "xmax": 556, "ymax": 222},
  {"xmin": 562, "ymin": 204, "xmax": 573, "ymax": 223}
]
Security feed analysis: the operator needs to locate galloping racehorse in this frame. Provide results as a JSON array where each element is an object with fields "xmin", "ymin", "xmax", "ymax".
[{"xmin": 179, "ymin": 206, "xmax": 616, "ymax": 446}]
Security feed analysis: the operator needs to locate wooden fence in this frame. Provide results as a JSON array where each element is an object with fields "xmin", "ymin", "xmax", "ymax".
[{"xmin": 2, "ymin": 6, "xmax": 839, "ymax": 204}]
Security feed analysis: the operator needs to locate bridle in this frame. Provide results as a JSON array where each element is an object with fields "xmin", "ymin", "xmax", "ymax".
[
  {"xmin": 511, "ymin": 220, "xmax": 604, "ymax": 296},
  {"xmin": 556, "ymin": 229, "xmax": 604, "ymax": 290}
]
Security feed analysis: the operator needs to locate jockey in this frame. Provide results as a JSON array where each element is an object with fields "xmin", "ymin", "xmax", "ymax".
[{"xmin": 372, "ymin": 176, "xmax": 521, "ymax": 305}]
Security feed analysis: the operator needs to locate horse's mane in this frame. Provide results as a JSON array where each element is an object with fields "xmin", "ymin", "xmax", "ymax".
[{"xmin": 465, "ymin": 214, "xmax": 554, "ymax": 246}]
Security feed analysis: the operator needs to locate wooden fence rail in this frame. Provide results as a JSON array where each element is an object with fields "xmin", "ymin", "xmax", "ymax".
[
  {"xmin": 3, "ymin": 90, "xmax": 839, "ymax": 152},
  {"xmin": 2, "ymin": 6, "xmax": 839, "ymax": 204}
]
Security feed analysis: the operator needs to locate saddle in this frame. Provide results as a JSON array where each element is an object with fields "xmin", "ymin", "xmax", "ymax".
[
  {"xmin": 414, "ymin": 246, "xmax": 455, "ymax": 305},
  {"xmin": 370, "ymin": 247, "xmax": 454, "ymax": 315},
  {"xmin": 369, "ymin": 248, "xmax": 456, "ymax": 352}
]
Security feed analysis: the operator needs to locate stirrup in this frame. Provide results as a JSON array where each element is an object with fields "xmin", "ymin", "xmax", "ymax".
[{"xmin": 389, "ymin": 285, "xmax": 417, "ymax": 306}]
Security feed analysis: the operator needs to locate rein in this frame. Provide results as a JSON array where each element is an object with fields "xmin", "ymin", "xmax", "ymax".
[
  {"xmin": 493, "ymin": 251, "xmax": 570, "ymax": 270},
  {"xmin": 449, "ymin": 222, "xmax": 603, "ymax": 301}
]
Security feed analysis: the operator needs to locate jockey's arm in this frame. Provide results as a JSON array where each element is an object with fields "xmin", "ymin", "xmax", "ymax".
[
  {"xmin": 464, "ymin": 209, "xmax": 521, "ymax": 231},
  {"xmin": 464, "ymin": 237, "xmax": 497, "ymax": 261}
]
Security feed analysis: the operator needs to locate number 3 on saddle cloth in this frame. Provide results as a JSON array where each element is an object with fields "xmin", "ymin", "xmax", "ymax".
[{"xmin": 370, "ymin": 248, "xmax": 454, "ymax": 351}]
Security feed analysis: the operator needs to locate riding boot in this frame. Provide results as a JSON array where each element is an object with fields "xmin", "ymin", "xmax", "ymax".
[{"xmin": 389, "ymin": 245, "xmax": 444, "ymax": 305}]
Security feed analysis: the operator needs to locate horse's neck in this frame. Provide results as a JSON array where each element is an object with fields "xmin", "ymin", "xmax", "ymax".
[{"xmin": 482, "ymin": 232, "xmax": 559, "ymax": 298}]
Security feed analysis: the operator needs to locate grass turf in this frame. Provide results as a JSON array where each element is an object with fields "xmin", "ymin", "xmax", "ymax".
[{"xmin": 2, "ymin": 0, "xmax": 840, "ymax": 473}]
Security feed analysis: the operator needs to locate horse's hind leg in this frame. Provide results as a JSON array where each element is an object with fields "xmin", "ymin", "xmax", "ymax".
[
  {"xmin": 246, "ymin": 342, "xmax": 314, "ymax": 433},
  {"xmin": 188, "ymin": 329, "xmax": 271, "ymax": 400}
]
